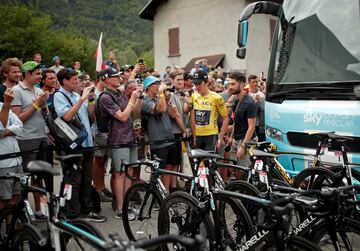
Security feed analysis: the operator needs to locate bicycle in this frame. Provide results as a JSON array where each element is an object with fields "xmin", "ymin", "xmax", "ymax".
[{"xmin": 121, "ymin": 156, "xmax": 194, "ymax": 242}]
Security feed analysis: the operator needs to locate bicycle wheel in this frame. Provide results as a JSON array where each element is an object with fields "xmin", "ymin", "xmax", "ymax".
[
  {"xmin": 311, "ymin": 217, "xmax": 360, "ymax": 251},
  {"xmin": 11, "ymin": 223, "xmax": 47, "ymax": 250},
  {"xmin": 0, "ymin": 204, "xmax": 28, "ymax": 247},
  {"xmin": 123, "ymin": 181, "xmax": 162, "ymax": 241},
  {"xmin": 215, "ymin": 194, "xmax": 254, "ymax": 250},
  {"xmin": 224, "ymin": 180, "xmax": 263, "ymax": 225},
  {"xmin": 261, "ymin": 235, "xmax": 322, "ymax": 251},
  {"xmin": 292, "ymin": 167, "xmax": 340, "ymax": 190},
  {"xmin": 158, "ymin": 191, "xmax": 216, "ymax": 251},
  {"xmin": 63, "ymin": 219, "xmax": 105, "ymax": 251}
]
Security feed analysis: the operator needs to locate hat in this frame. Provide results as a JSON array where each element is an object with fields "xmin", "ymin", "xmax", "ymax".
[
  {"xmin": 52, "ymin": 56, "xmax": 60, "ymax": 62},
  {"xmin": 99, "ymin": 68, "xmax": 122, "ymax": 79},
  {"xmin": 192, "ymin": 70, "xmax": 208, "ymax": 84},
  {"xmin": 121, "ymin": 64, "xmax": 134, "ymax": 71},
  {"xmin": 143, "ymin": 76, "xmax": 160, "ymax": 89},
  {"xmin": 21, "ymin": 61, "xmax": 40, "ymax": 72}
]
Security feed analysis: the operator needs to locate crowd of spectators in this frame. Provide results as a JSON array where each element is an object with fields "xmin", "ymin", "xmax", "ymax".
[{"xmin": 0, "ymin": 52, "xmax": 267, "ymax": 222}]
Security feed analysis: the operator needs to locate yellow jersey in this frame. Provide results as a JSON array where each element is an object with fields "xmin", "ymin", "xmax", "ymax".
[{"xmin": 192, "ymin": 91, "xmax": 228, "ymax": 136}]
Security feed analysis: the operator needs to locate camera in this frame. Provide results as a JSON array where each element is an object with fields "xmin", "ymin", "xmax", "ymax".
[
  {"xmin": 179, "ymin": 91, "xmax": 185, "ymax": 97},
  {"xmin": 166, "ymin": 85, "xmax": 176, "ymax": 93},
  {"xmin": 138, "ymin": 58, "xmax": 144, "ymax": 64}
]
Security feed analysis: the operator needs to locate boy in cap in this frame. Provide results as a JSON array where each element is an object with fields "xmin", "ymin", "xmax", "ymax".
[
  {"xmin": 190, "ymin": 70, "xmax": 229, "ymax": 152},
  {"xmin": 11, "ymin": 61, "xmax": 49, "ymax": 219}
]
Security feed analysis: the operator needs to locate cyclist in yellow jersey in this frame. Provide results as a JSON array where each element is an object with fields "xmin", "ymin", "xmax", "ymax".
[{"xmin": 190, "ymin": 70, "xmax": 229, "ymax": 152}]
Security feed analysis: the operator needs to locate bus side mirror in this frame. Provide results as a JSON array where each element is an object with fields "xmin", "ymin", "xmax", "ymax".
[
  {"xmin": 238, "ymin": 20, "xmax": 248, "ymax": 47},
  {"xmin": 237, "ymin": 20, "xmax": 248, "ymax": 59}
]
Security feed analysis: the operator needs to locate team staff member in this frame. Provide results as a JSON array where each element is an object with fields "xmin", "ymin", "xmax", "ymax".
[
  {"xmin": 227, "ymin": 72, "xmax": 257, "ymax": 167},
  {"xmin": 190, "ymin": 70, "xmax": 229, "ymax": 152}
]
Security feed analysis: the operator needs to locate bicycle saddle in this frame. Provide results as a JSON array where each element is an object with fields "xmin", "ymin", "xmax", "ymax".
[
  {"xmin": 188, "ymin": 149, "xmax": 221, "ymax": 159},
  {"xmin": 27, "ymin": 160, "xmax": 60, "ymax": 176},
  {"xmin": 251, "ymin": 149, "xmax": 279, "ymax": 158}
]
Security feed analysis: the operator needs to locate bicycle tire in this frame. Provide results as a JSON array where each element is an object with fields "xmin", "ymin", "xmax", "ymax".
[
  {"xmin": 123, "ymin": 181, "xmax": 163, "ymax": 241},
  {"xmin": 0, "ymin": 204, "xmax": 28, "ymax": 247},
  {"xmin": 215, "ymin": 193, "xmax": 254, "ymax": 250},
  {"xmin": 224, "ymin": 180, "xmax": 262, "ymax": 225},
  {"xmin": 158, "ymin": 191, "xmax": 216, "ymax": 251},
  {"xmin": 261, "ymin": 235, "xmax": 322, "ymax": 251},
  {"xmin": 311, "ymin": 217, "xmax": 360, "ymax": 251},
  {"xmin": 292, "ymin": 167, "xmax": 339, "ymax": 190},
  {"xmin": 11, "ymin": 223, "xmax": 47, "ymax": 250},
  {"xmin": 62, "ymin": 219, "xmax": 106, "ymax": 251}
]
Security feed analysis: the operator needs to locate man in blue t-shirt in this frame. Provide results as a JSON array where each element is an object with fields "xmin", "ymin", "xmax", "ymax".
[
  {"xmin": 227, "ymin": 72, "xmax": 257, "ymax": 167},
  {"xmin": 104, "ymin": 51, "xmax": 120, "ymax": 72}
]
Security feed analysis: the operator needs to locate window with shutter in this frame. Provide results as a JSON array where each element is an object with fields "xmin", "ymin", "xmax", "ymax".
[{"xmin": 168, "ymin": 27, "xmax": 180, "ymax": 56}]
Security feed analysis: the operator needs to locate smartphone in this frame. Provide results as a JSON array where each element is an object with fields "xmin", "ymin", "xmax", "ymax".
[
  {"xmin": 138, "ymin": 58, "xmax": 144, "ymax": 64},
  {"xmin": 179, "ymin": 91, "xmax": 185, "ymax": 97},
  {"xmin": 90, "ymin": 87, "xmax": 95, "ymax": 93},
  {"xmin": 224, "ymin": 144, "xmax": 231, "ymax": 152}
]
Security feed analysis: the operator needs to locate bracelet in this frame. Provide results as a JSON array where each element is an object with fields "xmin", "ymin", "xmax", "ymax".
[
  {"xmin": 130, "ymin": 72, "xmax": 136, "ymax": 75},
  {"xmin": 240, "ymin": 143, "xmax": 246, "ymax": 149},
  {"xmin": 159, "ymin": 93, "xmax": 165, "ymax": 98},
  {"xmin": 129, "ymin": 102, "xmax": 135, "ymax": 108},
  {"xmin": 32, "ymin": 103, "xmax": 41, "ymax": 111},
  {"xmin": 88, "ymin": 101, "xmax": 96, "ymax": 106}
]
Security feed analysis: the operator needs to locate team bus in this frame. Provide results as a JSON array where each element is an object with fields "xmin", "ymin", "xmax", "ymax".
[{"xmin": 237, "ymin": 0, "xmax": 360, "ymax": 175}]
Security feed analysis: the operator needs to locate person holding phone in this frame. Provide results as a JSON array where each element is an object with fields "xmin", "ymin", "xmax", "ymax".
[{"xmin": 104, "ymin": 51, "xmax": 120, "ymax": 72}]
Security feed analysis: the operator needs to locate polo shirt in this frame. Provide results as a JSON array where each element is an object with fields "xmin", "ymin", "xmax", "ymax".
[
  {"xmin": 232, "ymin": 94, "xmax": 257, "ymax": 140},
  {"xmin": 11, "ymin": 82, "xmax": 47, "ymax": 140}
]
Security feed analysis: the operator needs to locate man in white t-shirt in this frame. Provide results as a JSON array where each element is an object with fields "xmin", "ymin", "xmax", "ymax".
[{"xmin": 248, "ymin": 74, "xmax": 265, "ymax": 141}]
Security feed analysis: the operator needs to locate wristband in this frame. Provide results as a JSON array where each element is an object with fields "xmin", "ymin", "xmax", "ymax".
[
  {"xmin": 159, "ymin": 93, "xmax": 165, "ymax": 98},
  {"xmin": 88, "ymin": 101, "xmax": 96, "ymax": 106},
  {"xmin": 129, "ymin": 102, "xmax": 135, "ymax": 108},
  {"xmin": 32, "ymin": 103, "xmax": 41, "ymax": 111},
  {"xmin": 240, "ymin": 143, "xmax": 246, "ymax": 149}
]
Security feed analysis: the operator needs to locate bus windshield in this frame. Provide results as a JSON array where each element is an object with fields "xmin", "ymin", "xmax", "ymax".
[{"xmin": 272, "ymin": 0, "xmax": 360, "ymax": 87}]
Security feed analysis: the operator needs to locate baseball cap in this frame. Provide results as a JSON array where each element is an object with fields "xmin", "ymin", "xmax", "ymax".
[
  {"xmin": 143, "ymin": 76, "xmax": 160, "ymax": 89},
  {"xmin": 21, "ymin": 61, "xmax": 40, "ymax": 72},
  {"xmin": 121, "ymin": 64, "xmax": 134, "ymax": 71},
  {"xmin": 99, "ymin": 68, "xmax": 123, "ymax": 79},
  {"xmin": 192, "ymin": 70, "xmax": 208, "ymax": 84}
]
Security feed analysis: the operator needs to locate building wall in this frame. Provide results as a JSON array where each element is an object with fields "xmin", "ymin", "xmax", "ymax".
[{"xmin": 153, "ymin": 0, "xmax": 273, "ymax": 77}]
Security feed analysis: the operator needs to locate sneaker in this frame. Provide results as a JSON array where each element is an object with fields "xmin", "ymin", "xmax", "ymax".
[
  {"xmin": 128, "ymin": 212, "xmax": 136, "ymax": 221},
  {"xmin": 98, "ymin": 191, "xmax": 112, "ymax": 202},
  {"xmin": 102, "ymin": 188, "xmax": 113, "ymax": 198},
  {"xmin": 153, "ymin": 201, "xmax": 160, "ymax": 211},
  {"xmin": 129, "ymin": 204, "xmax": 140, "ymax": 215},
  {"xmin": 115, "ymin": 209, "xmax": 122, "ymax": 219},
  {"xmin": 81, "ymin": 212, "xmax": 107, "ymax": 223}
]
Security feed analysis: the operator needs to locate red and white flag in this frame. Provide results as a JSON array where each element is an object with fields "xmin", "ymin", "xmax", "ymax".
[{"xmin": 96, "ymin": 32, "xmax": 104, "ymax": 71}]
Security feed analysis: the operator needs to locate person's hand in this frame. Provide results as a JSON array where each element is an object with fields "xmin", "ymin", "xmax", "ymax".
[
  {"xmin": 35, "ymin": 91, "xmax": 49, "ymax": 107},
  {"xmin": 3, "ymin": 88, "xmax": 15, "ymax": 107},
  {"xmin": 133, "ymin": 63, "xmax": 141, "ymax": 74},
  {"xmin": 158, "ymin": 81, "xmax": 168, "ymax": 92},
  {"xmin": 236, "ymin": 145, "xmax": 246, "ymax": 159},
  {"xmin": 81, "ymin": 85, "xmax": 93, "ymax": 102},
  {"xmin": 180, "ymin": 95, "xmax": 192, "ymax": 105},
  {"xmin": 164, "ymin": 90, "xmax": 171, "ymax": 102},
  {"xmin": 216, "ymin": 138, "xmax": 222, "ymax": 150}
]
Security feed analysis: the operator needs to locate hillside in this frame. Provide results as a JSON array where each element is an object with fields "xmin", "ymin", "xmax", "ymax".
[{"xmin": 0, "ymin": 0, "xmax": 153, "ymax": 71}]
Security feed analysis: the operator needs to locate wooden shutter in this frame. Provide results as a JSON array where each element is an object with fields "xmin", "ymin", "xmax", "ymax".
[{"xmin": 168, "ymin": 27, "xmax": 179, "ymax": 55}]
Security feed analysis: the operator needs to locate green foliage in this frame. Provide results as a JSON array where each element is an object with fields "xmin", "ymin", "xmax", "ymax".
[{"xmin": 0, "ymin": 0, "xmax": 154, "ymax": 77}]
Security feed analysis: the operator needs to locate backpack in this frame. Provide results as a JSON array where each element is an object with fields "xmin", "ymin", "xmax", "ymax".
[{"xmin": 95, "ymin": 91, "xmax": 117, "ymax": 133}]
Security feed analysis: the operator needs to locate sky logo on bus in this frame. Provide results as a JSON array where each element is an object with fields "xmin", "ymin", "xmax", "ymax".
[{"xmin": 304, "ymin": 112, "xmax": 354, "ymax": 128}]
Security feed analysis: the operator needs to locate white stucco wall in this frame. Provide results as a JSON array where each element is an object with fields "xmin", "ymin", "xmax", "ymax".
[{"xmin": 153, "ymin": 0, "xmax": 273, "ymax": 77}]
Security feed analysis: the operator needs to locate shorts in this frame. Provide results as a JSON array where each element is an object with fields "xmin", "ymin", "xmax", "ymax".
[
  {"xmin": 150, "ymin": 144, "xmax": 178, "ymax": 169},
  {"xmin": 93, "ymin": 132, "xmax": 110, "ymax": 157},
  {"xmin": 112, "ymin": 146, "xmax": 138, "ymax": 173},
  {"xmin": 0, "ymin": 165, "xmax": 23, "ymax": 200},
  {"xmin": 195, "ymin": 134, "xmax": 218, "ymax": 152},
  {"xmin": 230, "ymin": 137, "xmax": 258, "ymax": 167}
]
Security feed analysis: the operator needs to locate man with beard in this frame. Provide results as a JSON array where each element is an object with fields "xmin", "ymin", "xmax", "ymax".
[{"xmin": 227, "ymin": 72, "xmax": 257, "ymax": 167}]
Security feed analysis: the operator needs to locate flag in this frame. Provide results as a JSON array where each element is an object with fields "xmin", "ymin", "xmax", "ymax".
[{"xmin": 96, "ymin": 32, "xmax": 104, "ymax": 72}]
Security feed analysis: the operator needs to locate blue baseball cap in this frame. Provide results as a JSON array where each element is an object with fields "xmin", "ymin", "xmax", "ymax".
[{"xmin": 143, "ymin": 76, "xmax": 160, "ymax": 89}]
